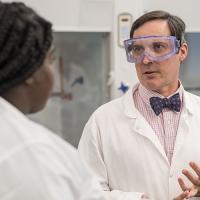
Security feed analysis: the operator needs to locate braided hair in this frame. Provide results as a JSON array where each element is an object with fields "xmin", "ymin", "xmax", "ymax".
[{"xmin": 0, "ymin": 1, "xmax": 53, "ymax": 94}]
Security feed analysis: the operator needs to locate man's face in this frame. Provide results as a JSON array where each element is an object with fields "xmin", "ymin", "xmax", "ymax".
[{"xmin": 133, "ymin": 20, "xmax": 188, "ymax": 96}]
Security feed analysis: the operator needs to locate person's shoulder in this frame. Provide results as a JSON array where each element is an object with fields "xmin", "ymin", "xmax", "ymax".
[
  {"xmin": 184, "ymin": 90, "xmax": 200, "ymax": 114},
  {"xmin": 0, "ymin": 117, "xmax": 96, "ymax": 199},
  {"xmin": 13, "ymin": 119, "xmax": 82, "ymax": 177},
  {"xmin": 94, "ymin": 95, "xmax": 124, "ymax": 115},
  {"xmin": 27, "ymin": 119, "xmax": 76, "ymax": 153},
  {"xmin": 185, "ymin": 90, "xmax": 200, "ymax": 102},
  {"xmin": 0, "ymin": 99, "xmax": 77, "ymax": 160},
  {"xmin": 88, "ymin": 85, "xmax": 137, "ymax": 123}
]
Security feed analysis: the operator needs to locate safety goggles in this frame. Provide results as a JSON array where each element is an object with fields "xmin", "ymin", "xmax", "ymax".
[{"xmin": 124, "ymin": 36, "xmax": 180, "ymax": 63}]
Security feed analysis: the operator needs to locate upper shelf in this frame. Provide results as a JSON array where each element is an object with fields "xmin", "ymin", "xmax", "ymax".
[{"xmin": 53, "ymin": 26, "xmax": 112, "ymax": 33}]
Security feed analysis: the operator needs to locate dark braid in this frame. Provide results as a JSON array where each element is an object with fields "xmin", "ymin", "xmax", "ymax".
[{"xmin": 0, "ymin": 1, "xmax": 53, "ymax": 94}]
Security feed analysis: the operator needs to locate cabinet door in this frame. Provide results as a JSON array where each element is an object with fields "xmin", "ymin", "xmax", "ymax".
[{"xmin": 30, "ymin": 32, "xmax": 110, "ymax": 147}]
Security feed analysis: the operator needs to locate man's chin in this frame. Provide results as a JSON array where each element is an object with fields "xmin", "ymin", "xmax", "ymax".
[{"xmin": 143, "ymin": 81, "xmax": 161, "ymax": 92}]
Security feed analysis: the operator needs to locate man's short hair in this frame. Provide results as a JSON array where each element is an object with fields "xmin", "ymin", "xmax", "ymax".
[{"xmin": 130, "ymin": 10, "xmax": 186, "ymax": 44}]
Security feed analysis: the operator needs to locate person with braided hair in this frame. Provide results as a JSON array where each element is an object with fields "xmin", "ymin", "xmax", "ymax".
[{"xmin": 0, "ymin": 1, "xmax": 106, "ymax": 200}]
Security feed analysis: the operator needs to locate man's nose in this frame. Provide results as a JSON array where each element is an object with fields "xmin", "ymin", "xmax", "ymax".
[{"xmin": 141, "ymin": 53, "xmax": 153, "ymax": 65}]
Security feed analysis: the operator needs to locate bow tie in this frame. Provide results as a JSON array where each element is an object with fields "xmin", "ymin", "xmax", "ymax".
[{"xmin": 149, "ymin": 93, "xmax": 181, "ymax": 116}]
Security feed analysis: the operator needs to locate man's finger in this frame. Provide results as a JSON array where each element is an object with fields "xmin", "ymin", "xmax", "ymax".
[
  {"xmin": 182, "ymin": 169, "xmax": 200, "ymax": 186},
  {"xmin": 174, "ymin": 190, "xmax": 189, "ymax": 200},
  {"xmin": 189, "ymin": 162, "xmax": 200, "ymax": 178},
  {"xmin": 178, "ymin": 177, "xmax": 189, "ymax": 191}
]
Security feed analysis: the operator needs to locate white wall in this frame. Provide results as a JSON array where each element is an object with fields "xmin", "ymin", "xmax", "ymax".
[
  {"xmin": 110, "ymin": 0, "xmax": 200, "ymax": 98},
  {"xmin": 4, "ymin": 0, "xmax": 113, "ymax": 31},
  {"xmin": 142, "ymin": 0, "xmax": 200, "ymax": 32},
  {"xmin": 5, "ymin": 0, "xmax": 140, "ymax": 99},
  {"xmin": 109, "ymin": 0, "xmax": 142, "ymax": 98},
  {"xmin": 5, "ymin": 0, "xmax": 199, "ymax": 99}
]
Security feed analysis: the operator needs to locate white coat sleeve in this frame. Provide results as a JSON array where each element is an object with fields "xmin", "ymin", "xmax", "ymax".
[
  {"xmin": 78, "ymin": 114, "xmax": 145, "ymax": 200},
  {"xmin": 0, "ymin": 140, "xmax": 106, "ymax": 200}
]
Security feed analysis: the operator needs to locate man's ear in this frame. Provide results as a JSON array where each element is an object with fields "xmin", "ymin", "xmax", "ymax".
[{"xmin": 179, "ymin": 43, "xmax": 188, "ymax": 62}]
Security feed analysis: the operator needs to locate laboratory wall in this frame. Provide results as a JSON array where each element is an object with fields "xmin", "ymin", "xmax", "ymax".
[
  {"xmin": 3, "ymin": 0, "xmax": 200, "ymax": 146},
  {"xmin": 180, "ymin": 33, "xmax": 200, "ymax": 95},
  {"xmin": 142, "ymin": 0, "xmax": 200, "ymax": 32},
  {"xmin": 3, "ymin": 0, "xmax": 113, "ymax": 31},
  {"xmin": 110, "ymin": 0, "xmax": 142, "ymax": 98},
  {"xmin": 9, "ymin": 0, "xmax": 142, "ymax": 147}
]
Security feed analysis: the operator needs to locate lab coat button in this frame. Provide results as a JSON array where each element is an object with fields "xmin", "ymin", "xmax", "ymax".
[{"xmin": 169, "ymin": 172, "xmax": 173, "ymax": 177}]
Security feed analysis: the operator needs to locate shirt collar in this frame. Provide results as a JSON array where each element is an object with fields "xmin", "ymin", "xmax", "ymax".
[
  {"xmin": 123, "ymin": 82, "xmax": 195, "ymax": 119},
  {"xmin": 138, "ymin": 82, "xmax": 184, "ymax": 110}
]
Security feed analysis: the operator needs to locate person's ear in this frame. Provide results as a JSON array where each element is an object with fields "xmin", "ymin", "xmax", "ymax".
[
  {"xmin": 24, "ymin": 69, "xmax": 41, "ymax": 86},
  {"xmin": 179, "ymin": 43, "xmax": 188, "ymax": 62},
  {"xmin": 24, "ymin": 76, "xmax": 34, "ymax": 85}
]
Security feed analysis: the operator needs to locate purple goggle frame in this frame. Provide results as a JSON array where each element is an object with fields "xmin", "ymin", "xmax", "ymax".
[{"xmin": 124, "ymin": 35, "xmax": 181, "ymax": 63}]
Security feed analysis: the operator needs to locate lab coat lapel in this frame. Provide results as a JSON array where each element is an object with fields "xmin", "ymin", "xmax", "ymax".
[
  {"xmin": 123, "ymin": 86, "xmax": 169, "ymax": 164},
  {"xmin": 172, "ymin": 111, "xmax": 189, "ymax": 162},
  {"xmin": 172, "ymin": 91, "xmax": 194, "ymax": 162},
  {"xmin": 133, "ymin": 115, "xmax": 168, "ymax": 163}
]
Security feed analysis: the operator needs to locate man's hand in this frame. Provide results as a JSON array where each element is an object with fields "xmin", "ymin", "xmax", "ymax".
[
  {"xmin": 173, "ymin": 190, "xmax": 190, "ymax": 200},
  {"xmin": 174, "ymin": 162, "xmax": 200, "ymax": 199}
]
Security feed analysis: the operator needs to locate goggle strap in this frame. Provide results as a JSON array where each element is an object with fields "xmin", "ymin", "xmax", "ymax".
[{"xmin": 175, "ymin": 40, "xmax": 181, "ymax": 53}]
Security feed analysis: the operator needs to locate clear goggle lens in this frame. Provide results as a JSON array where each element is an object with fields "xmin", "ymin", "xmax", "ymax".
[{"xmin": 124, "ymin": 36, "xmax": 180, "ymax": 63}]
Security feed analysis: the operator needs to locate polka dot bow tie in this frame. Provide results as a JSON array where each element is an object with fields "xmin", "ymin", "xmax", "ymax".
[{"xmin": 149, "ymin": 93, "xmax": 181, "ymax": 116}]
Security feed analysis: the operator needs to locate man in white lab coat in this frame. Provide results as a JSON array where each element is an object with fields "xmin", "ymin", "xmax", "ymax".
[
  {"xmin": 78, "ymin": 10, "xmax": 200, "ymax": 200},
  {"xmin": 0, "ymin": 2, "xmax": 106, "ymax": 200}
]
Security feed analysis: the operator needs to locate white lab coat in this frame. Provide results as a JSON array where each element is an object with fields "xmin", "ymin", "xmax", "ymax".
[
  {"xmin": 78, "ymin": 84, "xmax": 200, "ymax": 200},
  {"xmin": 0, "ymin": 97, "xmax": 105, "ymax": 200}
]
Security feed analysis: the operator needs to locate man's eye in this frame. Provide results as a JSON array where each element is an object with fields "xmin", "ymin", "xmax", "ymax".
[
  {"xmin": 153, "ymin": 43, "xmax": 166, "ymax": 51},
  {"xmin": 132, "ymin": 46, "xmax": 143, "ymax": 54}
]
